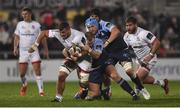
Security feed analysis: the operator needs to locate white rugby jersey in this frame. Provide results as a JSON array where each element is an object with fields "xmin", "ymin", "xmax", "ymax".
[
  {"xmin": 14, "ymin": 21, "xmax": 41, "ymax": 50},
  {"xmin": 48, "ymin": 29, "xmax": 86, "ymax": 49},
  {"xmin": 123, "ymin": 27, "xmax": 156, "ymax": 59}
]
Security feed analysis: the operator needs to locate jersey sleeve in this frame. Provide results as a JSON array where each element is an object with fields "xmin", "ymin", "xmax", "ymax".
[
  {"xmin": 123, "ymin": 33, "xmax": 130, "ymax": 46},
  {"xmin": 37, "ymin": 23, "xmax": 41, "ymax": 32},
  {"xmin": 48, "ymin": 29, "xmax": 60, "ymax": 38},
  {"xmin": 141, "ymin": 31, "xmax": 156, "ymax": 44},
  {"xmin": 72, "ymin": 32, "xmax": 86, "ymax": 47},
  {"xmin": 14, "ymin": 23, "xmax": 20, "ymax": 36},
  {"xmin": 93, "ymin": 39, "xmax": 103, "ymax": 53},
  {"xmin": 103, "ymin": 21, "xmax": 115, "ymax": 32}
]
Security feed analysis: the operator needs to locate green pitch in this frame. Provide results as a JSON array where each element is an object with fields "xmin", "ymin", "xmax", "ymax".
[{"xmin": 0, "ymin": 81, "xmax": 180, "ymax": 107}]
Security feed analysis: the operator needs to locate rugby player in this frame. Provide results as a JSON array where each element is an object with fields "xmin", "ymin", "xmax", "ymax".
[
  {"xmin": 123, "ymin": 16, "xmax": 169, "ymax": 95},
  {"xmin": 13, "ymin": 7, "xmax": 49, "ymax": 96}
]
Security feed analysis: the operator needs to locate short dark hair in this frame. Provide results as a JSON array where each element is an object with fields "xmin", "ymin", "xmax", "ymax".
[
  {"xmin": 22, "ymin": 7, "xmax": 32, "ymax": 14},
  {"xmin": 59, "ymin": 22, "xmax": 70, "ymax": 31},
  {"xmin": 126, "ymin": 16, "xmax": 137, "ymax": 24},
  {"xmin": 90, "ymin": 8, "xmax": 101, "ymax": 17}
]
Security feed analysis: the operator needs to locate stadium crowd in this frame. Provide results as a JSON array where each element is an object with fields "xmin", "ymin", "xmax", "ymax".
[{"xmin": 0, "ymin": 5, "xmax": 180, "ymax": 59}]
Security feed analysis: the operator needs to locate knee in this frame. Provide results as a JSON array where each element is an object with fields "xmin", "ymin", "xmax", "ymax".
[
  {"xmin": 110, "ymin": 72, "xmax": 119, "ymax": 81},
  {"xmin": 58, "ymin": 72, "xmax": 67, "ymax": 82},
  {"xmin": 126, "ymin": 67, "xmax": 133, "ymax": 74}
]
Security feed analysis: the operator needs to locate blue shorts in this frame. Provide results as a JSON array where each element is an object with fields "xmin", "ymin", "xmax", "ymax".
[
  {"xmin": 89, "ymin": 65, "xmax": 105, "ymax": 84},
  {"xmin": 106, "ymin": 49, "xmax": 132, "ymax": 66},
  {"xmin": 89, "ymin": 49, "xmax": 132, "ymax": 84}
]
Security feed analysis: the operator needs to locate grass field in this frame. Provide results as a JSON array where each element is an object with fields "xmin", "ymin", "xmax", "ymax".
[{"xmin": 0, "ymin": 81, "xmax": 180, "ymax": 107}]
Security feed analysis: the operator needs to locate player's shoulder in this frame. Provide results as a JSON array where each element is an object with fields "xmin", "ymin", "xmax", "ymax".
[
  {"xmin": 49, "ymin": 29, "xmax": 59, "ymax": 33},
  {"xmin": 31, "ymin": 21, "xmax": 41, "ymax": 26},
  {"xmin": 138, "ymin": 27, "xmax": 149, "ymax": 35},
  {"xmin": 123, "ymin": 32, "xmax": 129, "ymax": 39},
  {"xmin": 100, "ymin": 20, "xmax": 113, "ymax": 28},
  {"xmin": 71, "ymin": 28, "xmax": 85, "ymax": 36},
  {"xmin": 16, "ymin": 21, "xmax": 24, "ymax": 25},
  {"xmin": 95, "ymin": 38, "xmax": 103, "ymax": 43}
]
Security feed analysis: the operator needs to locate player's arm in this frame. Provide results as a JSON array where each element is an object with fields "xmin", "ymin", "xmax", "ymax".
[
  {"xmin": 88, "ymin": 48, "xmax": 101, "ymax": 59},
  {"xmin": 62, "ymin": 48, "xmax": 70, "ymax": 58},
  {"xmin": 82, "ymin": 43, "xmax": 101, "ymax": 59},
  {"xmin": 149, "ymin": 38, "xmax": 160, "ymax": 55},
  {"xmin": 104, "ymin": 26, "xmax": 120, "ymax": 48},
  {"xmin": 41, "ymin": 37, "xmax": 49, "ymax": 59},
  {"xmin": 13, "ymin": 34, "xmax": 20, "ymax": 56},
  {"xmin": 28, "ymin": 30, "xmax": 49, "ymax": 53},
  {"xmin": 143, "ymin": 33, "xmax": 160, "ymax": 63}
]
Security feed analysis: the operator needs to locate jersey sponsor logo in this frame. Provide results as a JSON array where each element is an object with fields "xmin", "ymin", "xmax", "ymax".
[
  {"xmin": 81, "ymin": 37, "xmax": 86, "ymax": 45},
  {"xmin": 105, "ymin": 22, "xmax": 113, "ymax": 28},
  {"xmin": 21, "ymin": 26, "xmax": 25, "ymax": 29},
  {"xmin": 146, "ymin": 33, "xmax": 153, "ymax": 40},
  {"xmin": 32, "ymin": 25, "xmax": 35, "ymax": 29}
]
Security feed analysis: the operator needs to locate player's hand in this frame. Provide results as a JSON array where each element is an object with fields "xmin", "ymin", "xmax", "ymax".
[
  {"xmin": 28, "ymin": 43, "xmax": 39, "ymax": 53},
  {"xmin": 28, "ymin": 48, "xmax": 35, "ymax": 53},
  {"xmin": 70, "ymin": 55, "xmax": 78, "ymax": 61},
  {"xmin": 72, "ymin": 52, "xmax": 82, "ymax": 57},
  {"xmin": 82, "ymin": 44, "xmax": 91, "ymax": 52},
  {"xmin": 13, "ymin": 48, "xmax": 19, "ymax": 56}
]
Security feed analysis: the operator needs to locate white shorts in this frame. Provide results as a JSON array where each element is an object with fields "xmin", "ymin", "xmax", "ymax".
[
  {"xmin": 77, "ymin": 60, "xmax": 92, "ymax": 72},
  {"xmin": 58, "ymin": 59, "xmax": 91, "ymax": 75},
  {"xmin": 136, "ymin": 55, "xmax": 157, "ymax": 70},
  {"xmin": 19, "ymin": 49, "xmax": 41, "ymax": 64}
]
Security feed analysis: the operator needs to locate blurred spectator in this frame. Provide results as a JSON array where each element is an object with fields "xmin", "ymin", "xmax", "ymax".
[
  {"xmin": 128, "ymin": 6, "xmax": 147, "ymax": 28},
  {"xmin": 73, "ymin": 9, "xmax": 86, "ymax": 31},
  {"xmin": 40, "ymin": 9, "xmax": 57, "ymax": 30},
  {"xmin": 0, "ymin": 15, "xmax": 9, "ymax": 31},
  {"xmin": 1, "ymin": 2, "xmax": 180, "ymax": 59},
  {"xmin": 164, "ymin": 27, "xmax": 179, "ymax": 50},
  {"xmin": 56, "ymin": 3, "xmax": 67, "ymax": 22},
  {"xmin": 0, "ymin": 25, "xmax": 10, "ymax": 51}
]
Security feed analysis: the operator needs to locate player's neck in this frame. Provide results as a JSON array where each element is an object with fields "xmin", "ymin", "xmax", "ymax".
[
  {"xmin": 24, "ymin": 19, "xmax": 32, "ymax": 23},
  {"xmin": 132, "ymin": 27, "xmax": 138, "ymax": 34}
]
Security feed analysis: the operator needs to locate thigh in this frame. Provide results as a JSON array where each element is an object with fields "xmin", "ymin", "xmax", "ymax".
[
  {"xmin": 59, "ymin": 59, "xmax": 77, "ymax": 75},
  {"xmin": 77, "ymin": 60, "xmax": 92, "ymax": 72},
  {"xmin": 31, "ymin": 50, "xmax": 41, "ymax": 63},
  {"xmin": 89, "ymin": 66, "xmax": 104, "ymax": 84},
  {"xmin": 19, "ymin": 49, "xmax": 29, "ymax": 63}
]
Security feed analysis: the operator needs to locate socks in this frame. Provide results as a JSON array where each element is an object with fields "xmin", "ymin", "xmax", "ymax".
[
  {"xmin": 153, "ymin": 79, "xmax": 164, "ymax": 86},
  {"xmin": 36, "ymin": 76, "xmax": 44, "ymax": 93},
  {"xmin": 131, "ymin": 76, "xmax": 144, "ymax": 90},
  {"xmin": 117, "ymin": 78, "xmax": 136, "ymax": 97},
  {"xmin": 56, "ymin": 94, "xmax": 63, "ymax": 100},
  {"xmin": 21, "ymin": 76, "xmax": 27, "ymax": 86}
]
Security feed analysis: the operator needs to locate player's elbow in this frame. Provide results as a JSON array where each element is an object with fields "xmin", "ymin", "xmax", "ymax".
[{"xmin": 154, "ymin": 38, "xmax": 161, "ymax": 49}]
